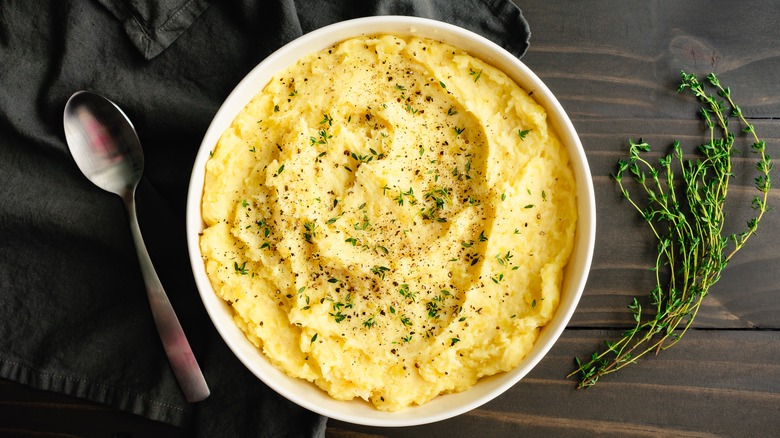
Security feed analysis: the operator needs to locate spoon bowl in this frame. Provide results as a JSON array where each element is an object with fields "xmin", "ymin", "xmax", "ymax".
[
  {"xmin": 64, "ymin": 92, "xmax": 144, "ymax": 196},
  {"xmin": 63, "ymin": 91, "xmax": 210, "ymax": 403}
]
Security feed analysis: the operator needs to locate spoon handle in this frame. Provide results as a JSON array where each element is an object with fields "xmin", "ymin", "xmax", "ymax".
[{"xmin": 124, "ymin": 192, "xmax": 210, "ymax": 402}]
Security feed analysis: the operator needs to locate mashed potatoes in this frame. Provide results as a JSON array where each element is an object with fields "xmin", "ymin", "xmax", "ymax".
[{"xmin": 200, "ymin": 35, "xmax": 577, "ymax": 411}]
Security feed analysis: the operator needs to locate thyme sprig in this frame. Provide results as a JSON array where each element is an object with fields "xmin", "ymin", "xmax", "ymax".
[{"xmin": 569, "ymin": 71, "xmax": 772, "ymax": 388}]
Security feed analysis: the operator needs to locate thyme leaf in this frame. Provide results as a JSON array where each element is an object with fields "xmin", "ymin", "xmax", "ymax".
[{"xmin": 568, "ymin": 71, "xmax": 772, "ymax": 389}]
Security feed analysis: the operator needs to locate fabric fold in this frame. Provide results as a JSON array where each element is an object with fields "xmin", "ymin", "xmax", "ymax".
[
  {"xmin": 0, "ymin": 1, "xmax": 530, "ymax": 435},
  {"xmin": 95, "ymin": 0, "xmax": 212, "ymax": 60}
]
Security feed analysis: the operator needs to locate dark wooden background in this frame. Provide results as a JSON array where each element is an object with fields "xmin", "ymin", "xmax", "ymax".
[{"xmin": 3, "ymin": 1, "xmax": 779, "ymax": 436}]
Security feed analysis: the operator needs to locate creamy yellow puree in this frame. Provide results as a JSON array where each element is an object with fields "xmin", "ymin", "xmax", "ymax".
[{"xmin": 200, "ymin": 35, "xmax": 577, "ymax": 411}]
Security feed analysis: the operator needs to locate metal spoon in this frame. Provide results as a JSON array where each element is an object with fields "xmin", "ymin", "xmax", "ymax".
[{"xmin": 63, "ymin": 91, "xmax": 210, "ymax": 402}]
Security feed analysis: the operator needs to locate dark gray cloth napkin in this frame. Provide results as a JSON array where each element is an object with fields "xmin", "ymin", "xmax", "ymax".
[{"xmin": 0, "ymin": 1, "xmax": 530, "ymax": 435}]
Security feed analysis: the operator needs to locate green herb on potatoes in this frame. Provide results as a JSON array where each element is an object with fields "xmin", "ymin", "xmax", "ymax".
[{"xmin": 569, "ymin": 71, "xmax": 772, "ymax": 388}]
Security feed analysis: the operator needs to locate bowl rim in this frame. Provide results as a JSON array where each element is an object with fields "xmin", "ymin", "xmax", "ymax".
[{"xmin": 186, "ymin": 15, "xmax": 595, "ymax": 427}]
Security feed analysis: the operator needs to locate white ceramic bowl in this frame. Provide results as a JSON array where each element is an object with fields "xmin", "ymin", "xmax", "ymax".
[{"xmin": 186, "ymin": 16, "xmax": 595, "ymax": 427}]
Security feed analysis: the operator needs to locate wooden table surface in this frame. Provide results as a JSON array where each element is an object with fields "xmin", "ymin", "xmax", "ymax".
[{"xmin": 3, "ymin": 1, "xmax": 779, "ymax": 436}]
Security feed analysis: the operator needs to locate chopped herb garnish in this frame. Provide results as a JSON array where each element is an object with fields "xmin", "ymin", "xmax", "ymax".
[
  {"xmin": 495, "ymin": 251, "xmax": 514, "ymax": 266},
  {"xmin": 371, "ymin": 265, "xmax": 390, "ymax": 280},
  {"xmin": 424, "ymin": 186, "xmax": 451, "ymax": 210},
  {"xmin": 234, "ymin": 261, "xmax": 248, "ymax": 275},
  {"xmin": 420, "ymin": 206, "xmax": 446, "ymax": 222},
  {"xmin": 310, "ymin": 129, "xmax": 332, "ymax": 145},
  {"xmin": 354, "ymin": 212, "xmax": 371, "ymax": 230},
  {"xmin": 303, "ymin": 220, "xmax": 318, "ymax": 243},
  {"xmin": 426, "ymin": 300, "xmax": 441, "ymax": 319},
  {"xmin": 518, "ymin": 129, "xmax": 531, "ymax": 140},
  {"xmin": 394, "ymin": 187, "xmax": 416, "ymax": 206},
  {"xmin": 399, "ymin": 284, "xmax": 417, "ymax": 302}
]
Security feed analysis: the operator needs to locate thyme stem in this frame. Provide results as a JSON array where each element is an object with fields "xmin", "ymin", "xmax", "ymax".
[{"xmin": 568, "ymin": 71, "xmax": 772, "ymax": 388}]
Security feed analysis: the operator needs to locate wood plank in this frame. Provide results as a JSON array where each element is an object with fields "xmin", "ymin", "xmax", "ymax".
[
  {"xmin": 519, "ymin": 0, "xmax": 780, "ymax": 120},
  {"xmin": 2, "ymin": 2, "xmax": 779, "ymax": 437},
  {"xmin": 329, "ymin": 329, "xmax": 780, "ymax": 437},
  {"xmin": 0, "ymin": 379, "xmax": 188, "ymax": 438},
  {"xmin": 333, "ymin": 2, "xmax": 780, "ymax": 434},
  {"xmin": 511, "ymin": 0, "xmax": 780, "ymax": 331},
  {"xmin": 568, "ymin": 119, "xmax": 780, "ymax": 329}
]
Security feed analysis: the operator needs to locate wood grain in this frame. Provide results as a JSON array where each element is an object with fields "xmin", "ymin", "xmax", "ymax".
[
  {"xmin": 1, "ymin": 1, "xmax": 779, "ymax": 436},
  {"xmin": 519, "ymin": 1, "xmax": 780, "ymax": 120},
  {"xmin": 0, "ymin": 379, "xmax": 188, "ymax": 437},
  {"xmin": 328, "ymin": 330, "xmax": 780, "ymax": 437},
  {"xmin": 569, "ymin": 119, "xmax": 780, "ymax": 329},
  {"xmin": 518, "ymin": 0, "xmax": 780, "ymax": 332},
  {"xmin": 328, "ymin": 1, "xmax": 780, "ymax": 436}
]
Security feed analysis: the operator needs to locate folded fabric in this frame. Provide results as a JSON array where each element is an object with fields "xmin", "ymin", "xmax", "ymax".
[
  {"xmin": 96, "ymin": 0, "xmax": 530, "ymax": 60},
  {"xmin": 0, "ymin": 1, "xmax": 530, "ymax": 435},
  {"xmin": 95, "ymin": 0, "xmax": 213, "ymax": 60}
]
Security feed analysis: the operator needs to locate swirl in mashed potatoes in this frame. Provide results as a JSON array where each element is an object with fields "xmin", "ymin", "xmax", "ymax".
[{"xmin": 200, "ymin": 35, "xmax": 577, "ymax": 411}]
